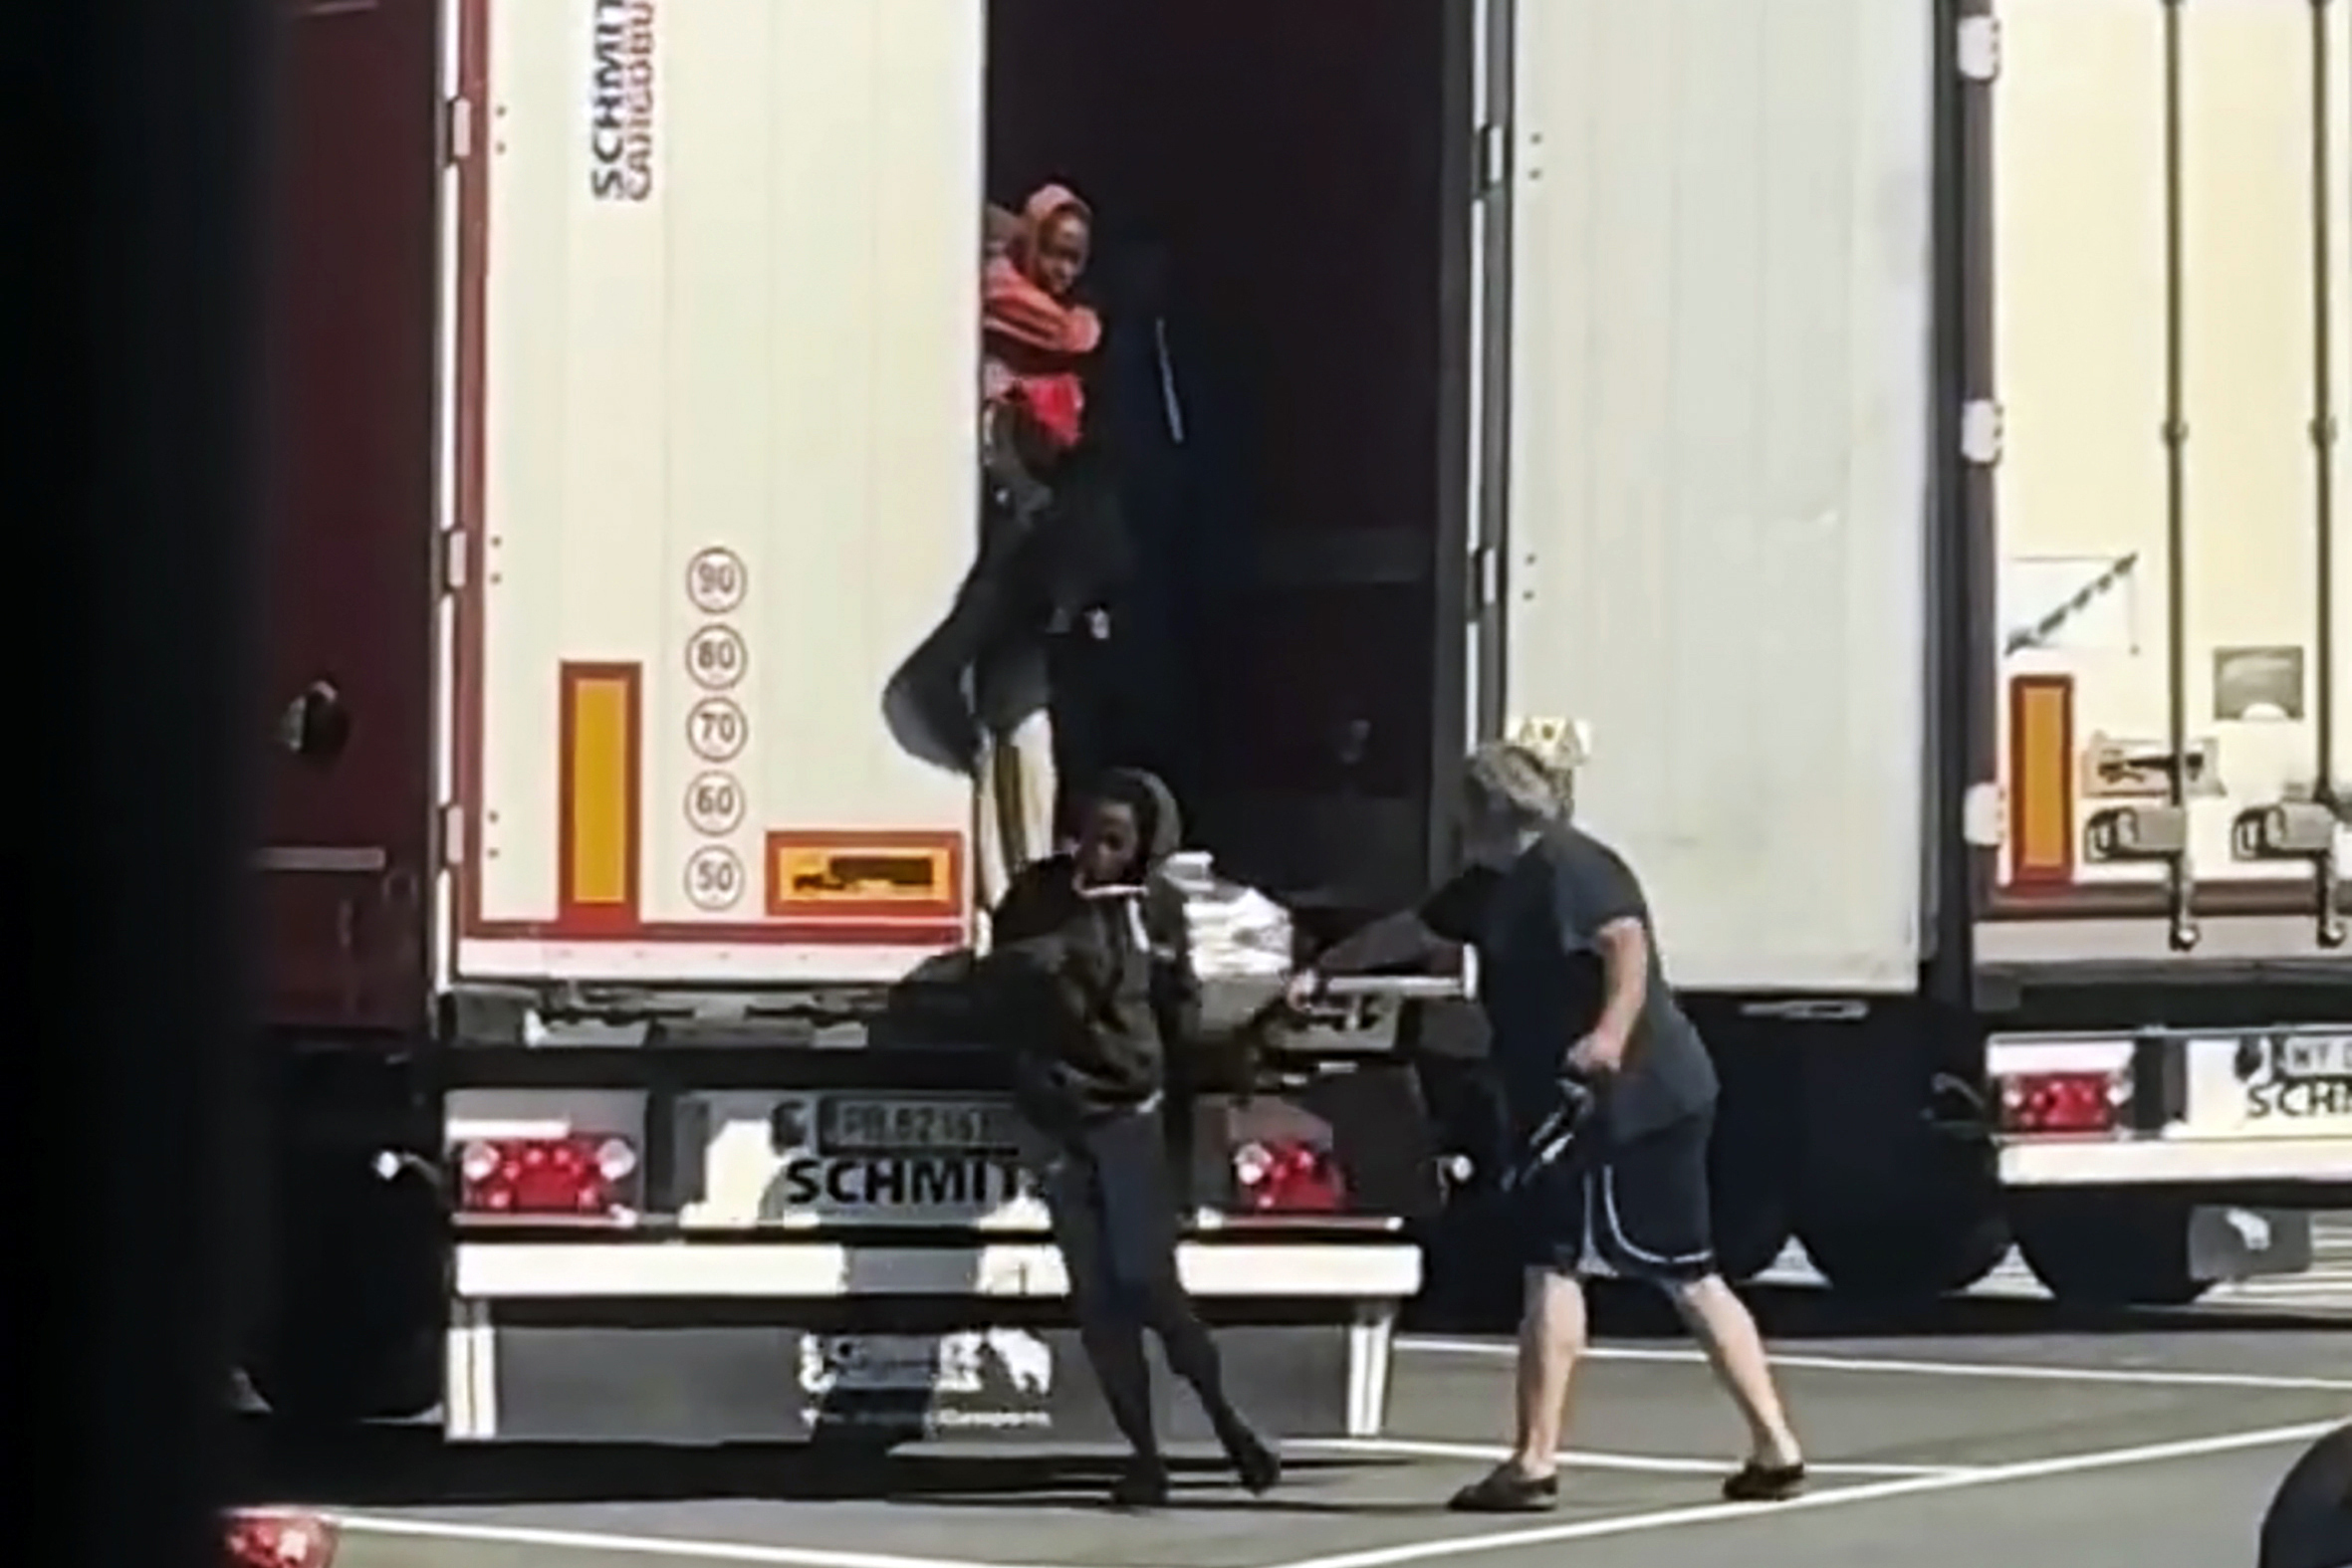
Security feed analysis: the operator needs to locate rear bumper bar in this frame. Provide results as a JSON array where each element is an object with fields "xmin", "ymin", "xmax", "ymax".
[
  {"xmin": 444, "ymin": 1239, "xmax": 1417, "ymax": 1444},
  {"xmin": 453, "ymin": 1237, "xmax": 1422, "ymax": 1299},
  {"xmin": 1998, "ymin": 1136, "xmax": 2352, "ymax": 1190}
]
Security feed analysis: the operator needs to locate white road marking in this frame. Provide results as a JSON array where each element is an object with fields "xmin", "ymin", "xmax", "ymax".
[
  {"xmin": 1253, "ymin": 1418, "xmax": 2345, "ymax": 1568},
  {"xmin": 1296, "ymin": 1436, "xmax": 1970, "ymax": 1477},
  {"xmin": 1397, "ymin": 1336, "xmax": 2352, "ymax": 1394},
  {"xmin": 325, "ymin": 1515, "xmax": 1051, "ymax": 1568}
]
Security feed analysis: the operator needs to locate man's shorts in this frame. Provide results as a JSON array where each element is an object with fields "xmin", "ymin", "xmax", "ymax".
[{"xmin": 1520, "ymin": 1106, "xmax": 1716, "ymax": 1285}]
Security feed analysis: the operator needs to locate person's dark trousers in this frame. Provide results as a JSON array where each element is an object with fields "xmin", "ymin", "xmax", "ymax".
[{"xmin": 1044, "ymin": 1102, "xmax": 1254, "ymax": 1463}]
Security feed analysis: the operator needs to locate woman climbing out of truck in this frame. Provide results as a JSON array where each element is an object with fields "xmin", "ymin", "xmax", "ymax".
[
  {"xmin": 981, "ymin": 767, "xmax": 1282, "ymax": 1508},
  {"xmin": 884, "ymin": 183, "xmax": 1133, "ymax": 909}
]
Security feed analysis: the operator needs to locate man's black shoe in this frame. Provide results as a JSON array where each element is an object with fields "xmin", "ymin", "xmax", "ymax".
[
  {"xmin": 1722, "ymin": 1459, "xmax": 1807, "ymax": 1503},
  {"xmin": 1109, "ymin": 1456, "xmax": 1171, "ymax": 1509},
  {"xmin": 1447, "ymin": 1465, "xmax": 1559, "ymax": 1513}
]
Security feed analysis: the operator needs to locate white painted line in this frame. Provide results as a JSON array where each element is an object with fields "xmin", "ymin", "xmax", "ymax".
[
  {"xmin": 326, "ymin": 1514, "xmax": 1057, "ymax": 1568},
  {"xmin": 1296, "ymin": 1437, "xmax": 1969, "ymax": 1477},
  {"xmin": 1252, "ymin": 1418, "xmax": 2344, "ymax": 1568},
  {"xmin": 1397, "ymin": 1335, "xmax": 2352, "ymax": 1394}
]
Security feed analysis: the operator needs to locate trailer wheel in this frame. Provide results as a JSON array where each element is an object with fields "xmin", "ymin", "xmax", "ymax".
[
  {"xmin": 249, "ymin": 1326, "xmax": 440, "ymax": 1432},
  {"xmin": 2012, "ymin": 1197, "xmax": 2209, "ymax": 1309},
  {"xmin": 1706, "ymin": 1072, "xmax": 1794, "ymax": 1286},
  {"xmin": 1711, "ymin": 1187, "xmax": 1792, "ymax": 1286},
  {"xmin": 252, "ymin": 1147, "xmax": 447, "ymax": 1429},
  {"xmin": 1796, "ymin": 1206, "xmax": 2008, "ymax": 1302}
]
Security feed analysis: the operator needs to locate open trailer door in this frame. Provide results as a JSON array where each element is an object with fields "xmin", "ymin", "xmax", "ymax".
[
  {"xmin": 259, "ymin": 0, "xmax": 442, "ymax": 1033},
  {"xmin": 1494, "ymin": 0, "xmax": 1941, "ymax": 996},
  {"xmin": 1974, "ymin": 0, "xmax": 2350, "ymax": 976},
  {"xmin": 443, "ymin": 0, "xmax": 983, "ymax": 989}
]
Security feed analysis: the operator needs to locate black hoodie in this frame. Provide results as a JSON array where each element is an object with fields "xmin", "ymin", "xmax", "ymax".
[{"xmin": 982, "ymin": 769, "xmax": 1200, "ymax": 1141}]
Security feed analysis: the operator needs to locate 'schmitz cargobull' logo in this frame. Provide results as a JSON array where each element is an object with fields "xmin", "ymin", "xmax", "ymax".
[
  {"xmin": 588, "ymin": 0, "xmax": 657, "ymax": 202},
  {"xmin": 798, "ymin": 1330, "xmax": 1055, "ymax": 1433},
  {"xmin": 2234, "ymin": 1033, "xmax": 2352, "ymax": 1122}
]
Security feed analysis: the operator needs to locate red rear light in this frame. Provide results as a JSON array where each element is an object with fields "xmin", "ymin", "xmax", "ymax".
[
  {"xmin": 1232, "ymin": 1138, "xmax": 1347, "ymax": 1214},
  {"xmin": 224, "ymin": 1512, "xmax": 336, "ymax": 1568},
  {"xmin": 1999, "ymin": 1070, "xmax": 2127, "ymax": 1135},
  {"xmin": 456, "ymin": 1134, "xmax": 639, "ymax": 1217}
]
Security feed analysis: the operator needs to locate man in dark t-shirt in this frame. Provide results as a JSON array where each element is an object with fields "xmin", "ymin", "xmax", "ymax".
[{"xmin": 1293, "ymin": 742, "xmax": 1806, "ymax": 1512}]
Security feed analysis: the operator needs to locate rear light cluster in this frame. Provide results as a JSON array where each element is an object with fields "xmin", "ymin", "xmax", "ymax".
[
  {"xmin": 223, "ymin": 1512, "xmax": 336, "ymax": 1568},
  {"xmin": 1232, "ymin": 1138, "xmax": 1347, "ymax": 1214},
  {"xmin": 456, "ymin": 1134, "xmax": 639, "ymax": 1217},
  {"xmin": 1999, "ymin": 1069, "xmax": 2129, "ymax": 1135}
]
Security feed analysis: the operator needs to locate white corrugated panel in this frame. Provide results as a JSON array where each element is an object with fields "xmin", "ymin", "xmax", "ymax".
[
  {"xmin": 1503, "ymin": 0, "xmax": 1936, "ymax": 993},
  {"xmin": 455, "ymin": 0, "xmax": 982, "ymax": 985},
  {"xmin": 1990, "ymin": 0, "xmax": 2351, "ymax": 906}
]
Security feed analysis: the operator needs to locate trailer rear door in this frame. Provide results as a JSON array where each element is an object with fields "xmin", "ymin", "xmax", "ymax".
[
  {"xmin": 1975, "ymin": 0, "xmax": 2350, "ymax": 971},
  {"xmin": 1494, "ymin": 0, "xmax": 1940, "ymax": 993},
  {"xmin": 446, "ymin": 0, "xmax": 982, "ymax": 988},
  {"xmin": 257, "ymin": 0, "xmax": 442, "ymax": 1031}
]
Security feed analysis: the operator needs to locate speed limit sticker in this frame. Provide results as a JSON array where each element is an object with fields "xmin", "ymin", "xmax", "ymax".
[
  {"xmin": 686, "ymin": 547, "xmax": 748, "ymax": 615},
  {"xmin": 684, "ymin": 845, "xmax": 747, "ymax": 912},
  {"xmin": 685, "ymin": 625, "xmax": 749, "ymax": 692},
  {"xmin": 685, "ymin": 698, "xmax": 748, "ymax": 763},
  {"xmin": 684, "ymin": 772, "xmax": 745, "ymax": 836}
]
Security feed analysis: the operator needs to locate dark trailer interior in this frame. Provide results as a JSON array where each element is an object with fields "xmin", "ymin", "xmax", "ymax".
[{"xmin": 988, "ymin": 0, "xmax": 1484, "ymax": 920}]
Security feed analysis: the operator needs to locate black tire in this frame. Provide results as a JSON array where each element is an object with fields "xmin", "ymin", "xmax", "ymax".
[
  {"xmin": 1706, "ymin": 1102, "xmax": 1794, "ymax": 1286},
  {"xmin": 1406, "ymin": 1193, "xmax": 1527, "ymax": 1335},
  {"xmin": 252, "ymin": 1151, "xmax": 447, "ymax": 1428},
  {"xmin": 1711, "ymin": 1184, "xmax": 1792, "ymax": 1286},
  {"xmin": 247, "ymin": 1326, "xmax": 441, "ymax": 1432},
  {"xmin": 2012, "ymin": 1197, "xmax": 2210, "ymax": 1308},
  {"xmin": 1797, "ymin": 1207, "xmax": 2009, "ymax": 1302}
]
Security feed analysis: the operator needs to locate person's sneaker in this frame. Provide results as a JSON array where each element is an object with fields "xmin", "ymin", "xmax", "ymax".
[
  {"xmin": 1447, "ymin": 1465, "xmax": 1559, "ymax": 1513},
  {"xmin": 1229, "ymin": 1431, "xmax": 1283, "ymax": 1495},
  {"xmin": 1721, "ymin": 1459, "xmax": 1807, "ymax": 1503},
  {"xmin": 1210, "ymin": 1410, "xmax": 1283, "ymax": 1495},
  {"xmin": 1109, "ymin": 1456, "xmax": 1172, "ymax": 1509}
]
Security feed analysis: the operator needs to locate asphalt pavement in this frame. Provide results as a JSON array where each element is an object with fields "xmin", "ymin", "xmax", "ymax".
[{"xmin": 251, "ymin": 1224, "xmax": 2352, "ymax": 1568}]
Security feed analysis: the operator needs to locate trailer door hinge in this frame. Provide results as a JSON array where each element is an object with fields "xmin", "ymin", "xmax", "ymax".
[
  {"xmin": 442, "ymin": 96, "xmax": 474, "ymax": 164},
  {"xmin": 1470, "ymin": 542, "xmax": 1500, "ymax": 614},
  {"xmin": 1961, "ymin": 399, "xmax": 2004, "ymax": 467},
  {"xmin": 1956, "ymin": 16, "xmax": 2001, "ymax": 84},
  {"xmin": 1473, "ymin": 122, "xmax": 1511, "ymax": 199},
  {"xmin": 439, "ymin": 529, "xmax": 470, "ymax": 592},
  {"xmin": 439, "ymin": 804, "xmax": 466, "ymax": 868},
  {"xmin": 1963, "ymin": 782, "xmax": 2005, "ymax": 847}
]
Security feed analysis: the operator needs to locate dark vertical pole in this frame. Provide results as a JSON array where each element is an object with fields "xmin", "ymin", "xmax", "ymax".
[
  {"xmin": 2158, "ymin": 0, "xmax": 2200, "ymax": 951},
  {"xmin": 38, "ymin": 0, "xmax": 270, "ymax": 1564},
  {"xmin": 2305, "ymin": 0, "xmax": 2343, "ymax": 948},
  {"xmin": 1940, "ymin": 0, "xmax": 1999, "ymax": 1002}
]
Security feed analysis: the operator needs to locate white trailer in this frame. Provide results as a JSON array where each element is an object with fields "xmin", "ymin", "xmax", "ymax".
[
  {"xmin": 1495, "ymin": 0, "xmax": 2347, "ymax": 1303},
  {"xmin": 250, "ymin": 0, "xmax": 2347, "ymax": 1432}
]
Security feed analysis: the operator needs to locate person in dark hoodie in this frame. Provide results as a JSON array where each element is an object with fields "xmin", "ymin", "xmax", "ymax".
[{"xmin": 983, "ymin": 768, "xmax": 1281, "ymax": 1508}]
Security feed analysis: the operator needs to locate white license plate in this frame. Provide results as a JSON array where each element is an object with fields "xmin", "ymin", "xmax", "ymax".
[
  {"xmin": 2267, "ymin": 1035, "xmax": 2352, "ymax": 1079},
  {"xmin": 678, "ymin": 1091, "xmax": 1046, "ymax": 1228},
  {"xmin": 2234, "ymin": 1033, "xmax": 2352, "ymax": 1129},
  {"xmin": 814, "ymin": 1095, "xmax": 1025, "ymax": 1156}
]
